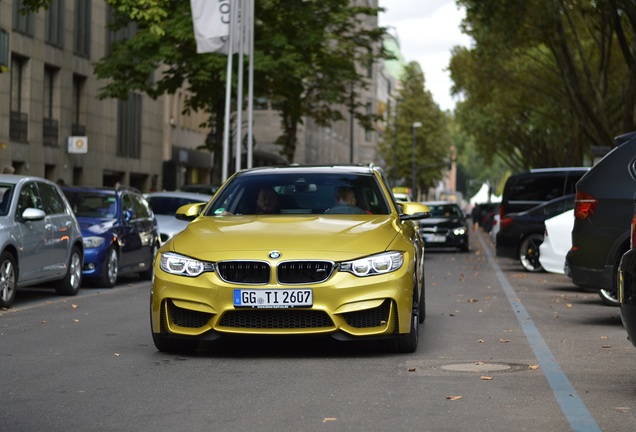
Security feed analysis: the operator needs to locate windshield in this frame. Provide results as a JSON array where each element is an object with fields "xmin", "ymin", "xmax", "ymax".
[
  {"xmin": 207, "ymin": 172, "xmax": 390, "ymax": 216},
  {"xmin": 65, "ymin": 192, "xmax": 118, "ymax": 218}
]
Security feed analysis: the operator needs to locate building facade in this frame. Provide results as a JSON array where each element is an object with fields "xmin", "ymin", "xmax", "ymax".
[{"xmin": 0, "ymin": 0, "xmax": 387, "ymax": 192}]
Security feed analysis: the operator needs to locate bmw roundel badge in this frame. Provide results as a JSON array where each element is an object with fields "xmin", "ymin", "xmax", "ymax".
[{"xmin": 269, "ymin": 251, "xmax": 281, "ymax": 259}]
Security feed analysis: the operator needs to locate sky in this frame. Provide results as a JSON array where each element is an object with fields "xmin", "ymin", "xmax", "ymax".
[{"xmin": 378, "ymin": 0, "xmax": 472, "ymax": 112}]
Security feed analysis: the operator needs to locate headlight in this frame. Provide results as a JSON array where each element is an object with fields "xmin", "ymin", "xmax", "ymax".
[
  {"xmin": 340, "ymin": 252, "xmax": 404, "ymax": 277},
  {"xmin": 452, "ymin": 227, "xmax": 467, "ymax": 236},
  {"xmin": 83, "ymin": 236, "xmax": 105, "ymax": 249},
  {"xmin": 159, "ymin": 252, "xmax": 215, "ymax": 277}
]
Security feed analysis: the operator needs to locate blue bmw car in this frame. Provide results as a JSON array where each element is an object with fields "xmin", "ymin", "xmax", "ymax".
[{"xmin": 62, "ymin": 186, "xmax": 160, "ymax": 287}]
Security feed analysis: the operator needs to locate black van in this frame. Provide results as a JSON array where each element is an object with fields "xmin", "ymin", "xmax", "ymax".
[
  {"xmin": 567, "ymin": 131, "xmax": 636, "ymax": 306},
  {"xmin": 499, "ymin": 167, "xmax": 590, "ymax": 220}
]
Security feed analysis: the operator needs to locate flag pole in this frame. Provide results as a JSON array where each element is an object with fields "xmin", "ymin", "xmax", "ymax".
[
  {"xmin": 221, "ymin": 1, "xmax": 237, "ymax": 182},
  {"xmin": 234, "ymin": 0, "xmax": 245, "ymax": 173},
  {"xmin": 247, "ymin": 0, "xmax": 254, "ymax": 169}
]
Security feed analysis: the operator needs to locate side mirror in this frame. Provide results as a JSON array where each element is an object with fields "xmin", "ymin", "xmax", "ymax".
[{"xmin": 176, "ymin": 202, "xmax": 206, "ymax": 221}]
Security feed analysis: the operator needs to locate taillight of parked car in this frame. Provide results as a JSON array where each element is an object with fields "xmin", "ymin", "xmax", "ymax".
[
  {"xmin": 574, "ymin": 190, "xmax": 598, "ymax": 219},
  {"xmin": 631, "ymin": 210, "xmax": 636, "ymax": 248},
  {"xmin": 500, "ymin": 216, "xmax": 512, "ymax": 230}
]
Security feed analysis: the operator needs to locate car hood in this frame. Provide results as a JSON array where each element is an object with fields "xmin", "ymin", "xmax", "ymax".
[
  {"xmin": 76, "ymin": 217, "xmax": 117, "ymax": 236},
  {"xmin": 167, "ymin": 215, "xmax": 402, "ymax": 260},
  {"xmin": 155, "ymin": 214, "xmax": 189, "ymax": 235}
]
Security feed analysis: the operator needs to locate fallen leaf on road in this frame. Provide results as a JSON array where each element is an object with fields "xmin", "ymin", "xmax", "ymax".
[
  {"xmin": 446, "ymin": 396, "xmax": 462, "ymax": 401},
  {"xmin": 40, "ymin": 320, "xmax": 46, "ymax": 324},
  {"xmin": 468, "ymin": 298, "xmax": 479, "ymax": 303},
  {"xmin": 529, "ymin": 364, "xmax": 539, "ymax": 370},
  {"xmin": 614, "ymin": 407, "xmax": 631, "ymax": 413},
  {"xmin": 478, "ymin": 339, "xmax": 485, "ymax": 343},
  {"xmin": 72, "ymin": 304, "xmax": 78, "ymax": 309},
  {"xmin": 566, "ymin": 303, "xmax": 572, "ymax": 308},
  {"xmin": 114, "ymin": 353, "xmax": 120, "ymax": 357},
  {"xmin": 480, "ymin": 376, "xmax": 493, "ymax": 380},
  {"xmin": 408, "ymin": 368, "xmax": 416, "ymax": 372},
  {"xmin": 602, "ymin": 345, "xmax": 611, "ymax": 349},
  {"xmin": 499, "ymin": 339, "xmax": 511, "ymax": 343},
  {"xmin": 322, "ymin": 418, "xmax": 337, "ymax": 423},
  {"xmin": 72, "ymin": 319, "xmax": 80, "ymax": 323}
]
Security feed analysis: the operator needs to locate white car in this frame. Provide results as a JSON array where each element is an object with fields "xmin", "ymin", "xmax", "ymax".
[
  {"xmin": 539, "ymin": 209, "xmax": 574, "ymax": 274},
  {"xmin": 144, "ymin": 191, "xmax": 213, "ymax": 244}
]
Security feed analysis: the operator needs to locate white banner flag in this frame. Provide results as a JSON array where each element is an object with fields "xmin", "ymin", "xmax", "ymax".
[{"xmin": 190, "ymin": 0, "xmax": 230, "ymax": 54}]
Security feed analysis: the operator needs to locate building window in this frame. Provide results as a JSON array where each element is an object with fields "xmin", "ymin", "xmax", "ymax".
[
  {"xmin": 72, "ymin": 74, "xmax": 87, "ymax": 136},
  {"xmin": 117, "ymin": 93, "xmax": 142, "ymax": 159},
  {"xmin": 365, "ymin": 101, "xmax": 372, "ymax": 142},
  {"xmin": 43, "ymin": 65, "xmax": 59, "ymax": 146},
  {"xmin": 106, "ymin": 6, "xmax": 137, "ymax": 51},
  {"xmin": 46, "ymin": 0, "xmax": 65, "ymax": 48},
  {"xmin": 9, "ymin": 55, "xmax": 28, "ymax": 142},
  {"xmin": 13, "ymin": 0, "xmax": 35, "ymax": 36},
  {"xmin": 0, "ymin": 29, "xmax": 8, "ymax": 72},
  {"xmin": 74, "ymin": 0, "xmax": 91, "ymax": 58}
]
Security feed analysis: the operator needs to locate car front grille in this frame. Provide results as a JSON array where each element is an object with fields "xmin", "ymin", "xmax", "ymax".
[
  {"xmin": 277, "ymin": 261, "xmax": 334, "ymax": 284},
  {"xmin": 421, "ymin": 227, "xmax": 449, "ymax": 235},
  {"xmin": 217, "ymin": 261, "xmax": 271, "ymax": 284},
  {"xmin": 219, "ymin": 309, "xmax": 334, "ymax": 329},
  {"xmin": 167, "ymin": 300, "xmax": 213, "ymax": 328},
  {"xmin": 216, "ymin": 260, "xmax": 335, "ymax": 285},
  {"xmin": 342, "ymin": 300, "xmax": 391, "ymax": 328}
]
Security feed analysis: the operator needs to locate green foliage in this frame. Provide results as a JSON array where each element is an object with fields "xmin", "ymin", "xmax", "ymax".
[
  {"xmin": 378, "ymin": 62, "xmax": 450, "ymax": 194},
  {"xmin": 452, "ymin": 0, "xmax": 636, "ymax": 171}
]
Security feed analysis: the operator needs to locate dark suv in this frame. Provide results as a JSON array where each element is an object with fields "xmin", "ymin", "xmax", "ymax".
[
  {"xmin": 499, "ymin": 167, "xmax": 588, "ymax": 219},
  {"xmin": 566, "ymin": 131, "xmax": 636, "ymax": 306}
]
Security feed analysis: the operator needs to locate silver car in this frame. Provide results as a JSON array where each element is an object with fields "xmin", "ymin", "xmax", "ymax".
[
  {"xmin": 0, "ymin": 175, "xmax": 84, "ymax": 308},
  {"xmin": 144, "ymin": 191, "xmax": 212, "ymax": 244}
]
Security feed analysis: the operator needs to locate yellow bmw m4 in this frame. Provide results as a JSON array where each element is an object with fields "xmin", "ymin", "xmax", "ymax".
[{"xmin": 150, "ymin": 165, "xmax": 430, "ymax": 353}]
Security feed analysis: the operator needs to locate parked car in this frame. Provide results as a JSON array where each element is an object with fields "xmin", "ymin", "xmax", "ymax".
[
  {"xmin": 539, "ymin": 209, "xmax": 574, "ymax": 274},
  {"xmin": 566, "ymin": 131, "xmax": 636, "ymax": 306},
  {"xmin": 150, "ymin": 165, "xmax": 431, "ymax": 353},
  {"xmin": 0, "ymin": 175, "xmax": 84, "ymax": 308},
  {"xmin": 62, "ymin": 186, "xmax": 160, "ymax": 287},
  {"xmin": 419, "ymin": 201, "xmax": 469, "ymax": 252},
  {"xmin": 180, "ymin": 184, "xmax": 219, "ymax": 196},
  {"xmin": 499, "ymin": 167, "xmax": 588, "ymax": 219},
  {"xmin": 144, "ymin": 191, "xmax": 213, "ymax": 244},
  {"xmin": 618, "ymin": 197, "xmax": 636, "ymax": 347},
  {"xmin": 496, "ymin": 194, "xmax": 575, "ymax": 272},
  {"xmin": 489, "ymin": 209, "xmax": 501, "ymax": 244}
]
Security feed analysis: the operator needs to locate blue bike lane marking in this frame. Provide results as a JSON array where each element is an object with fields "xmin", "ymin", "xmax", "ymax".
[{"xmin": 479, "ymin": 233, "xmax": 601, "ymax": 432}]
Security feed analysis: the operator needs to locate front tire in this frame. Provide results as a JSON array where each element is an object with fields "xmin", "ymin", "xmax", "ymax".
[
  {"xmin": 0, "ymin": 251, "xmax": 17, "ymax": 308},
  {"xmin": 97, "ymin": 246, "xmax": 118, "ymax": 288},
  {"xmin": 55, "ymin": 246, "xmax": 82, "ymax": 296},
  {"xmin": 519, "ymin": 233, "xmax": 544, "ymax": 272},
  {"xmin": 599, "ymin": 287, "xmax": 619, "ymax": 306},
  {"xmin": 382, "ymin": 298, "xmax": 419, "ymax": 353}
]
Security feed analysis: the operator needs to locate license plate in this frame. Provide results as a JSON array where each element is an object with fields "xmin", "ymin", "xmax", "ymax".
[
  {"xmin": 233, "ymin": 289, "xmax": 313, "ymax": 308},
  {"xmin": 424, "ymin": 234, "xmax": 446, "ymax": 243}
]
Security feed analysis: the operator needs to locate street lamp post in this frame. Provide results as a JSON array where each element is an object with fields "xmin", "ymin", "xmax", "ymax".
[
  {"xmin": 393, "ymin": 98, "xmax": 402, "ymax": 187},
  {"xmin": 412, "ymin": 122, "xmax": 422, "ymax": 200}
]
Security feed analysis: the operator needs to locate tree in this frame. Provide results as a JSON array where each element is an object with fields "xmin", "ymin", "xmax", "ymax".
[
  {"xmin": 378, "ymin": 62, "xmax": 450, "ymax": 196},
  {"xmin": 451, "ymin": 0, "xmax": 636, "ymax": 170}
]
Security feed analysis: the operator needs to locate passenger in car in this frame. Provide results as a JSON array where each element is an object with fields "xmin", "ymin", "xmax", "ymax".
[
  {"xmin": 336, "ymin": 186, "xmax": 357, "ymax": 206},
  {"xmin": 256, "ymin": 187, "xmax": 280, "ymax": 214}
]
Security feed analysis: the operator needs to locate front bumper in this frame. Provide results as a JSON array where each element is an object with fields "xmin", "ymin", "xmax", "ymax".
[{"xmin": 150, "ymin": 263, "xmax": 416, "ymax": 342}]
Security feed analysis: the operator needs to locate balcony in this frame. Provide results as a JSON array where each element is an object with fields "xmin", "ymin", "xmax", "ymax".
[
  {"xmin": 43, "ymin": 117, "xmax": 59, "ymax": 146},
  {"xmin": 9, "ymin": 111, "xmax": 28, "ymax": 142}
]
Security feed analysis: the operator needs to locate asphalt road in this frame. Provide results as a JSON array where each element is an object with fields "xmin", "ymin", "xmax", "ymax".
[{"xmin": 1, "ymin": 226, "xmax": 635, "ymax": 431}]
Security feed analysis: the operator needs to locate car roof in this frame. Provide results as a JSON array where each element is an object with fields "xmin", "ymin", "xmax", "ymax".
[
  {"xmin": 423, "ymin": 201, "xmax": 458, "ymax": 206},
  {"xmin": 0, "ymin": 174, "xmax": 60, "ymax": 186},
  {"xmin": 61, "ymin": 185, "xmax": 143, "ymax": 195},
  {"xmin": 145, "ymin": 191, "xmax": 213, "ymax": 200},
  {"xmin": 234, "ymin": 164, "xmax": 382, "ymax": 177}
]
